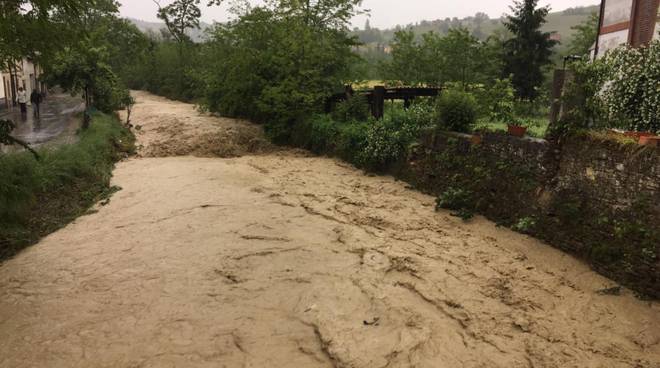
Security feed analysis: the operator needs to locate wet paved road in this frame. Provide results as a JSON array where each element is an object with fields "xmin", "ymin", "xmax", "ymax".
[{"xmin": 0, "ymin": 93, "xmax": 84, "ymax": 153}]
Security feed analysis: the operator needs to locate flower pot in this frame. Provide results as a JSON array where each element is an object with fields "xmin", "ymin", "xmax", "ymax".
[
  {"xmin": 625, "ymin": 131, "xmax": 654, "ymax": 139},
  {"xmin": 639, "ymin": 136, "xmax": 660, "ymax": 147},
  {"xmin": 470, "ymin": 134, "xmax": 482, "ymax": 145},
  {"xmin": 507, "ymin": 124, "xmax": 527, "ymax": 137}
]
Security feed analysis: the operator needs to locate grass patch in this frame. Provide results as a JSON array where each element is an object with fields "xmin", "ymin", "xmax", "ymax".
[
  {"xmin": 0, "ymin": 113, "xmax": 134, "ymax": 261},
  {"xmin": 474, "ymin": 117, "xmax": 549, "ymax": 138}
]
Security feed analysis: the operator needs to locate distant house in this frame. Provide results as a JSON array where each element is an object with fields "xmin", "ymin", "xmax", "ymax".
[
  {"xmin": 594, "ymin": 0, "xmax": 660, "ymax": 57},
  {"xmin": 0, "ymin": 58, "xmax": 44, "ymax": 109},
  {"xmin": 0, "ymin": 71, "xmax": 5, "ymax": 110}
]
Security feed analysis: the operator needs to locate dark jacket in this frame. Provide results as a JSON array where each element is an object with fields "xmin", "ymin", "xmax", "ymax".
[{"xmin": 30, "ymin": 91, "xmax": 42, "ymax": 104}]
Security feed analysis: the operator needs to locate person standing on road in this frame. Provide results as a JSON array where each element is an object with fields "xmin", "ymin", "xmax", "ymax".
[
  {"xmin": 30, "ymin": 89, "xmax": 42, "ymax": 118},
  {"xmin": 17, "ymin": 87, "xmax": 28, "ymax": 117}
]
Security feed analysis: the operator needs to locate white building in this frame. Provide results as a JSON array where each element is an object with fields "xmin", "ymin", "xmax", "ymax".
[
  {"xmin": 595, "ymin": 0, "xmax": 660, "ymax": 57},
  {"xmin": 0, "ymin": 70, "xmax": 5, "ymax": 110},
  {"xmin": 1, "ymin": 58, "xmax": 44, "ymax": 109}
]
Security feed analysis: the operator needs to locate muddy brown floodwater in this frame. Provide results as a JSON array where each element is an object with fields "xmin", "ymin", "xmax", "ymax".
[{"xmin": 1, "ymin": 91, "xmax": 659, "ymax": 368}]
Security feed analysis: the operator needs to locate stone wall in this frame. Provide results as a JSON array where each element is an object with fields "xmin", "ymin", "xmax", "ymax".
[{"xmin": 399, "ymin": 130, "xmax": 660, "ymax": 298}]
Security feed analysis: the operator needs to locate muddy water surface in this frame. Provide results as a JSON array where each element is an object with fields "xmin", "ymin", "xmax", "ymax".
[{"xmin": 1, "ymin": 91, "xmax": 658, "ymax": 368}]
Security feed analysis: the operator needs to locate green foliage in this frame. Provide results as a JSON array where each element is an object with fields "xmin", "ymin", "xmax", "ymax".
[
  {"xmin": 332, "ymin": 96, "xmax": 371, "ymax": 122},
  {"xmin": 562, "ymin": 41, "xmax": 660, "ymax": 134},
  {"xmin": 45, "ymin": 40, "xmax": 128, "ymax": 114},
  {"xmin": 0, "ymin": 0, "xmax": 120, "ymax": 69},
  {"xmin": 382, "ymin": 27, "xmax": 503, "ymax": 87},
  {"xmin": 483, "ymin": 77, "xmax": 516, "ymax": 123},
  {"xmin": 435, "ymin": 188, "xmax": 474, "ymax": 221},
  {"xmin": 435, "ymin": 90, "xmax": 478, "ymax": 132},
  {"xmin": 359, "ymin": 104, "xmax": 433, "ymax": 169},
  {"xmin": 0, "ymin": 113, "xmax": 133, "ymax": 259},
  {"xmin": 0, "ymin": 120, "xmax": 39, "ymax": 158},
  {"xmin": 567, "ymin": 12, "xmax": 598, "ymax": 56},
  {"xmin": 503, "ymin": 0, "xmax": 558, "ymax": 100},
  {"xmin": 600, "ymin": 42, "xmax": 660, "ymax": 133},
  {"xmin": 512, "ymin": 216, "xmax": 537, "ymax": 233},
  {"xmin": 288, "ymin": 103, "xmax": 432, "ymax": 170},
  {"xmin": 155, "ymin": 0, "xmax": 223, "ymax": 43},
  {"xmin": 169, "ymin": 1, "xmax": 363, "ymax": 142}
]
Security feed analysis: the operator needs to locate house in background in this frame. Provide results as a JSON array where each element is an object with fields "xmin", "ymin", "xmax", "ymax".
[
  {"xmin": 594, "ymin": 0, "xmax": 660, "ymax": 57},
  {"xmin": 0, "ymin": 71, "xmax": 5, "ymax": 110},
  {"xmin": 0, "ymin": 58, "xmax": 44, "ymax": 109}
]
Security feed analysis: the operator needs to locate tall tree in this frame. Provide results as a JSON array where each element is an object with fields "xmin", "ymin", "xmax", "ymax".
[
  {"xmin": 153, "ymin": 0, "xmax": 222, "ymax": 43},
  {"xmin": 383, "ymin": 29, "xmax": 421, "ymax": 85},
  {"xmin": 502, "ymin": 0, "xmax": 558, "ymax": 100},
  {"xmin": 568, "ymin": 12, "xmax": 599, "ymax": 56}
]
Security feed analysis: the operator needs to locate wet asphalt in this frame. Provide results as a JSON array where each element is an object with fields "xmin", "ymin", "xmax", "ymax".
[{"xmin": 0, "ymin": 93, "xmax": 85, "ymax": 153}]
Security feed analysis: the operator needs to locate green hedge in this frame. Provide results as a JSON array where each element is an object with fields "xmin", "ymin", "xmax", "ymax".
[
  {"xmin": 291, "ymin": 103, "xmax": 434, "ymax": 171},
  {"xmin": 0, "ymin": 113, "xmax": 134, "ymax": 260}
]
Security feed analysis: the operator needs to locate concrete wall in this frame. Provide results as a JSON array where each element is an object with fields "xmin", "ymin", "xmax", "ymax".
[{"xmin": 399, "ymin": 130, "xmax": 660, "ymax": 297}]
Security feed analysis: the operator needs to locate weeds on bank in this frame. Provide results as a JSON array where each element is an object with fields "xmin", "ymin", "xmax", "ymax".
[{"xmin": 0, "ymin": 113, "xmax": 134, "ymax": 260}]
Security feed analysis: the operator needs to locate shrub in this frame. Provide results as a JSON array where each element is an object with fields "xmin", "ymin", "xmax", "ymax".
[
  {"xmin": 512, "ymin": 216, "xmax": 537, "ymax": 233},
  {"xmin": 291, "ymin": 115, "xmax": 339, "ymax": 154},
  {"xmin": 563, "ymin": 40, "xmax": 660, "ymax": 133},
  {"xmin": 435, "ymin": 187, "xmax": 474, "ymax": 220},
  {"xmin": 484, "ymin": 77, "xmax": 515, "ymax": 123},
  {"xmin": 435, "ymin": 90, "xmax": 478, "ymax": 133},
  {"xmin": 0, "ymin": 113, "xmax": 133, "ymax": 259},
  {"xmin": 600, "ymin": 41, "xmax": 660, "ymax": 133},
  {"xmin": 332, "ymin": 96, "xmax": 370, "ymax": 122},
  {"xmin": 359, "ymin": 104, "xmax": 433, "ymax": 169},
  {"xmin": 336, "ymin": 121, "xmax": 368, "ymax": 163}
]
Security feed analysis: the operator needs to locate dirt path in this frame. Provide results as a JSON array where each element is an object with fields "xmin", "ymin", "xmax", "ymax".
[{"xmin": 1, "ymin": 91, "xmax": 658, "ymax": 368}]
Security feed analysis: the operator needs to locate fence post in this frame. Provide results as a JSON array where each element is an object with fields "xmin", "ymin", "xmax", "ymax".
[
  {"xmin": 372, "ymin": 86, "xmax": 385, "ymax": 119},
  {"xmin": 548, "ymin": 69, "xmax": 566, "ymax": 129}
]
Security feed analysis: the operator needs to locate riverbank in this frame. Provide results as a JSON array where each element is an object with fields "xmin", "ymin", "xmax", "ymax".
[
  {"xmin": 1, "ymin": 92, "xmax": 657, "ymax": 367},
  {"xmin": 0, "ymin": 113, "xmax": 134, "ymax": 260}
]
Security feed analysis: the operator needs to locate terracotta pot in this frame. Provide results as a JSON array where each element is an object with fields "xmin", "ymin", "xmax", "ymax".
[
  {"xmin": 639, "ymin": 136, "xmax": 660, "ymax": 147},
  {"xmin": 470, "ymin": 134, "xmax": 483, "ymax": 145},
  {"xmin": 507, "ymin": 124, "xmax": 527, "ymax": 137},
  {"xmin": 625, "ymin": 131, "xmax": 654, "ymax": 139}
]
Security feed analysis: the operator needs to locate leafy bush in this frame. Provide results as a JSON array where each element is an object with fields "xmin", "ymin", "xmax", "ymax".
[
  {"xmin": 484, "ymin": 77, "xmax": 515, "ymax": 123},
  {"xmin": 563, "ymin": 40, "xmax": 660, "ymax": 133},
  {"xmin": 291, "ymin": 115, "xmax": 339, "ymax": 154},
  {"xmin": 512, "ymin": 216, "xmax": 537, "ymax": 233},
  {"xmin": 0, "ymin": 113, "xmax": 133, "ymax": 259},
  {"xmin": 560, "ymin": 59, "xmax": 610, "ymax": 132},
  {"xmin": 435, "ymin": 187, "xmax": 474, "ymax": 220},
  {"xmin": 435, "ymin": 90, "xmax": 478, "ymax": 133},
  {"xmin": 336, "ymin": 121, "xmax": 369, "ymax": 162},
  {"xmin": 359, "ymin": 104, "xmax": 433, "ymax": 169},
  {"xmin": 600, "ymin": 41, "xmax": 660, "ymax": 133},
  {"xmin": 332, "ymin": 96, "xmax": 370, "ymax": 122}
]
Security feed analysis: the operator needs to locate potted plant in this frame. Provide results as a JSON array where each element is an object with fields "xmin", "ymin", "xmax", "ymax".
[
  {"xmin": 639, "ymin": 135, "xmax": 660, "ymax": 147},
  {"xmin": 625, "ymin": 131, "xmax": 654, "ymax": 139},
  {"xmin": 507, "ymin": 118, "xmax": 528, "ymax": 137}
]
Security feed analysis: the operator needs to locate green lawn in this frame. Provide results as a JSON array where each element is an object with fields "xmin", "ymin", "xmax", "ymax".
[{"xmin": 474, "ymin": 117, "xmax": 549, "ymax": 138}]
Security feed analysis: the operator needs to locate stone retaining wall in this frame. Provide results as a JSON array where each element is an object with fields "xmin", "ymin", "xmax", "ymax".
[{"xmin": 399, "ymin": 130, "xmax": 660, "ymax": 298}]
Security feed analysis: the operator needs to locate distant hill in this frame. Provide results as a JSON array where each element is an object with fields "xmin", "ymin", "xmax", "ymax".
[
  {"xmin": 127, "ymin": 18, "xmax": 213, "ymax": 42},
  {"xmin": 353, "ymin": 4, "xmax": 600, "ymax": 47}
]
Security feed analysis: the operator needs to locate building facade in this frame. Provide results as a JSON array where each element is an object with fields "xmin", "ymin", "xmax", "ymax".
[
  {"xmin": 1, "ymin": 58, "xmax": 44, "ymax": 109},
  {"xmin": 0, "ymin": 71, "xmax": 5, "ymax": 110},
  {"xmin": 595, "ymin": 0, "xmax": 660, "ymax": 57}
]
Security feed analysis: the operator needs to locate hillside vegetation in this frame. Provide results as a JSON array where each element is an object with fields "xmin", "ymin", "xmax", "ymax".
[{"xmin": 353, "ymin": 5, "xmax": 599, "ymax": 44}]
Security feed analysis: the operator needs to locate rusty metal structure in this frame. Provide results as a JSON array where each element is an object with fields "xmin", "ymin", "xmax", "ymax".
[
  {"xmin": 327, "ymin": 86, "xmax": 442, "ymax": 119},
  {"xmin": 595, "ymin": 0, "xmax": 660, "ymax": 57}
]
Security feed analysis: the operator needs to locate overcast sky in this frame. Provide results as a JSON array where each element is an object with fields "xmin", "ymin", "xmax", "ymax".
[{"xmin": 118, "ymin": 0, "xmax": 600, "ymax": 29}]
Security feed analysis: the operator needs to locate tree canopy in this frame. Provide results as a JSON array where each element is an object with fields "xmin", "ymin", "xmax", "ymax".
[{"xmin": 502, "ymin": 0, "xmax": 558, "ymax": 100}]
